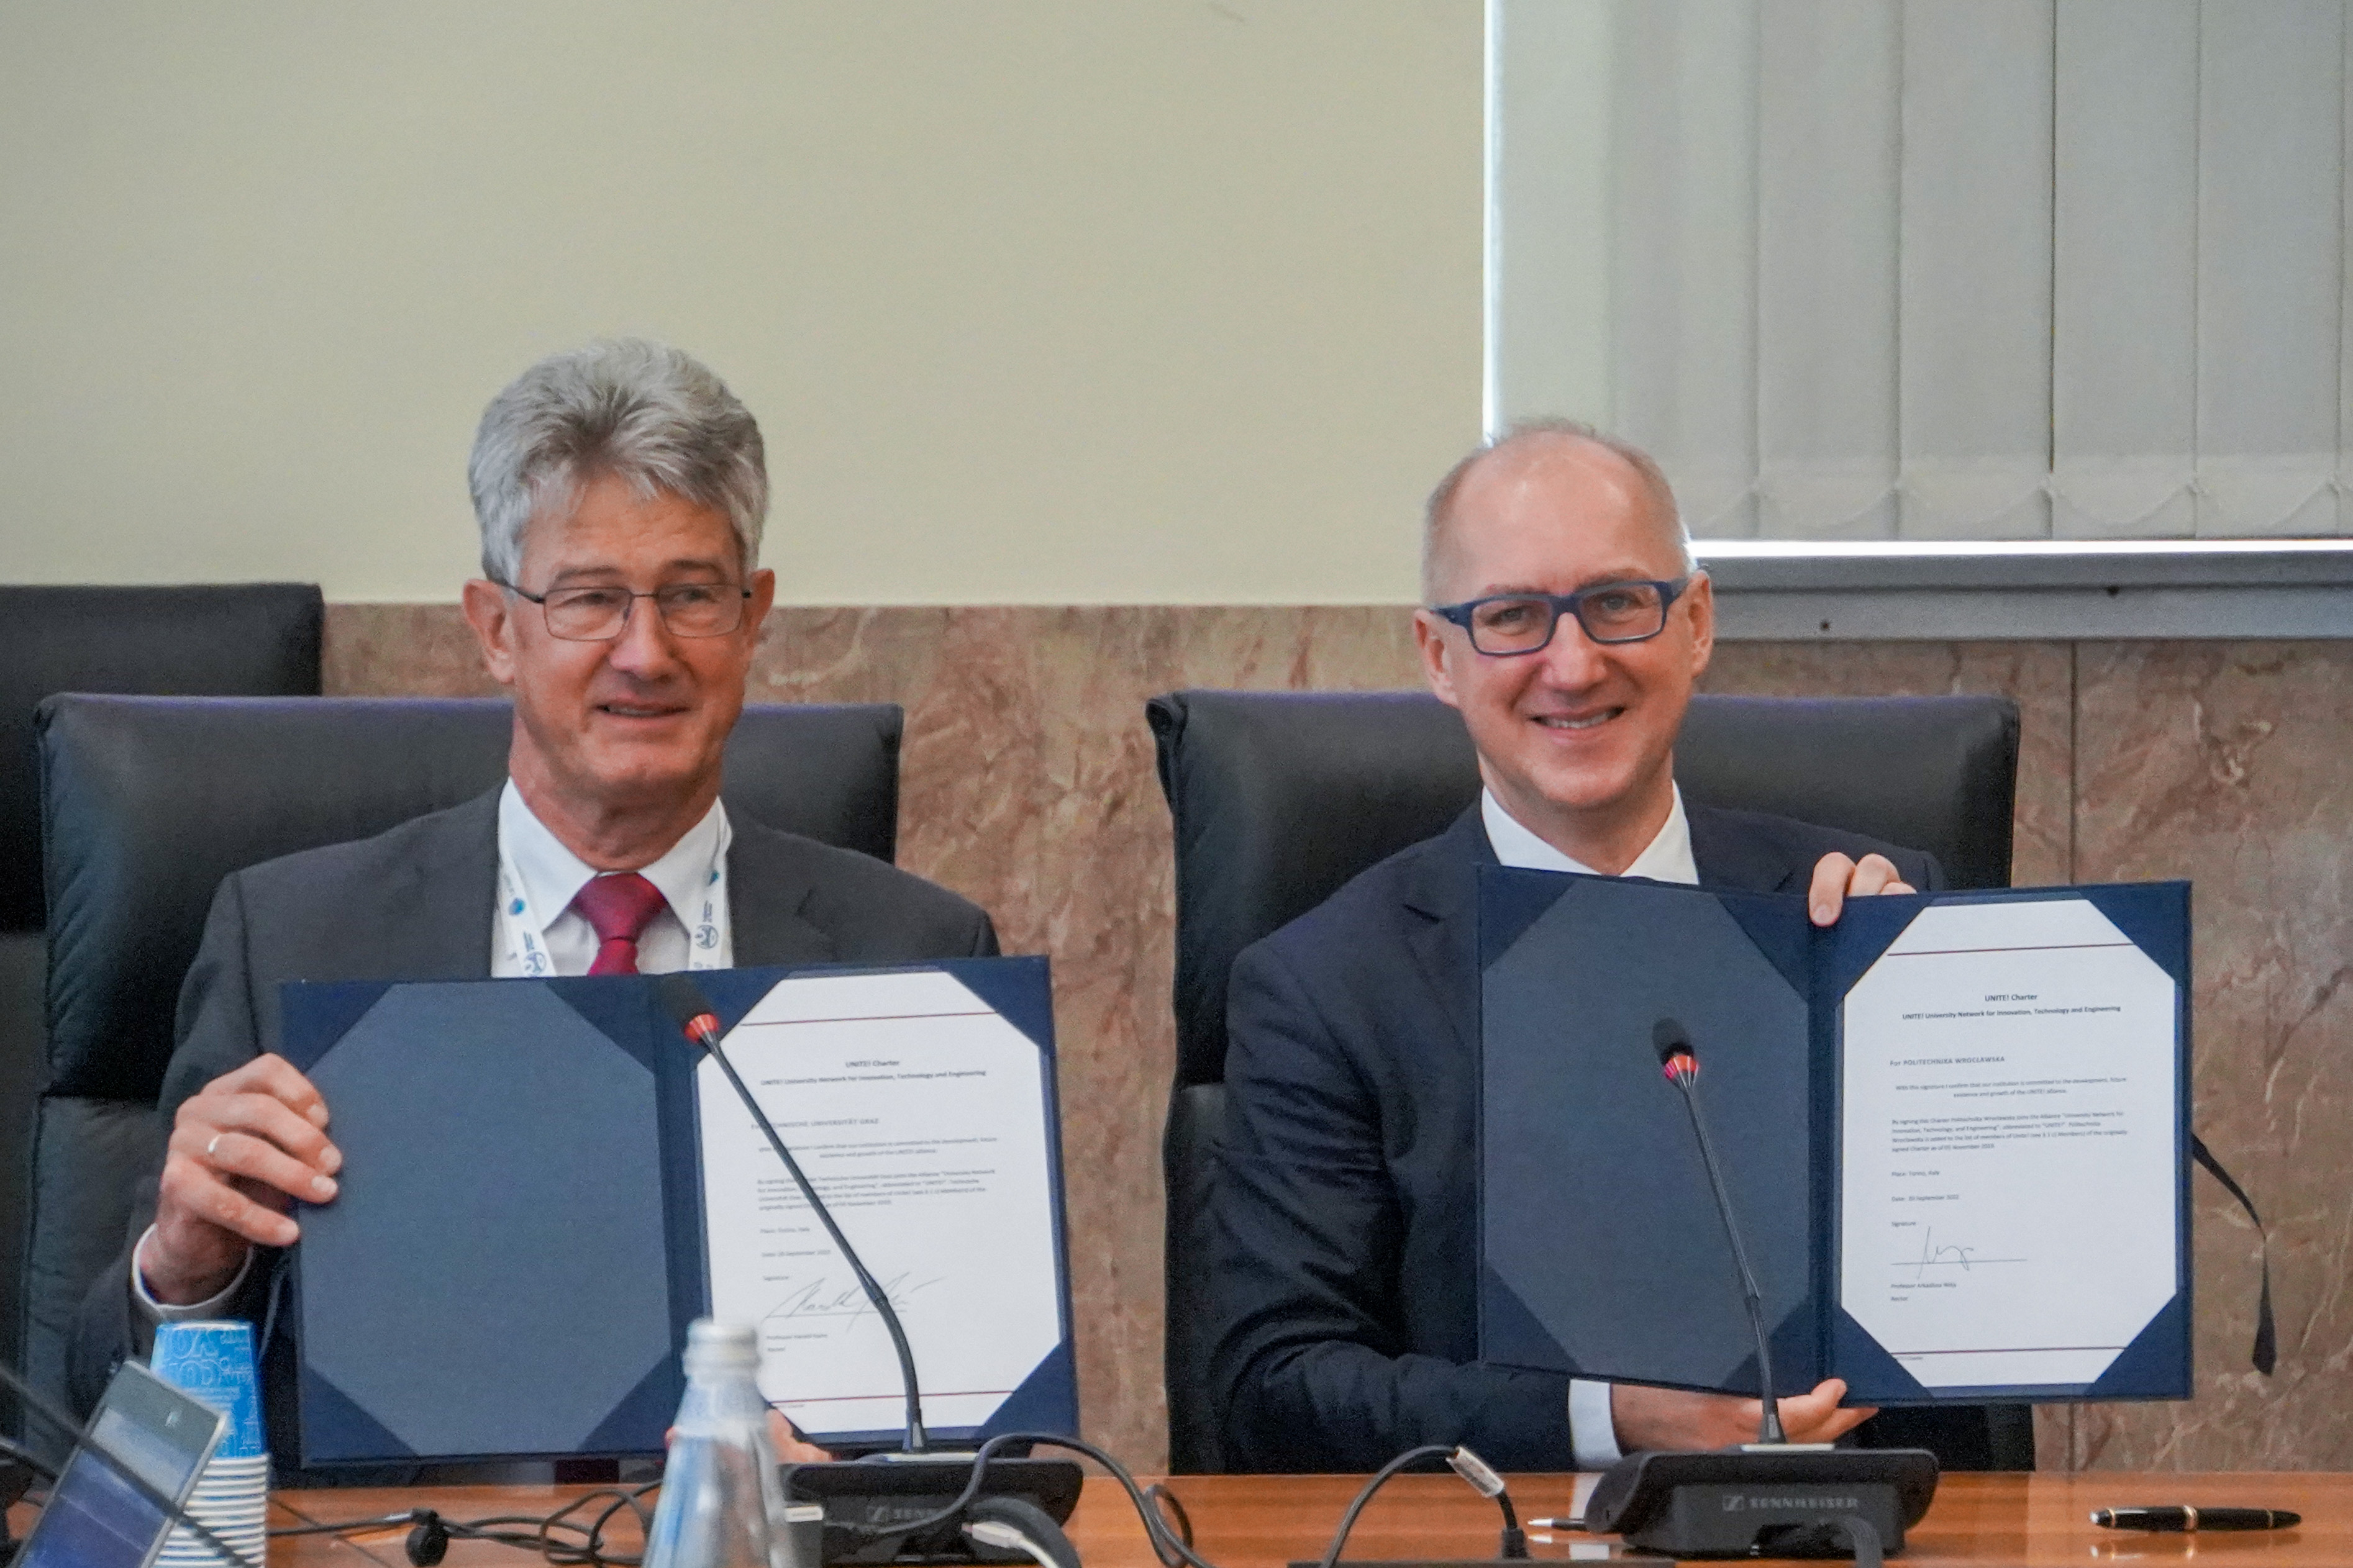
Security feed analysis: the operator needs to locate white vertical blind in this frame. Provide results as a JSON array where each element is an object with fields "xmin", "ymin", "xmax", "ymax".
[
  {"xmin": 1609, "ymin": 0, "xmax": 1760, "ymax": 537},
  {"xmin": 2052, "ymin": 0, "xmax": 2201, "ymax": 540},
  {"xmin": 2195, "ymin": 2, "xmax": 2346, "ymax": 537},
  {"xmin": 1491, "ymin": 0, "xmax": 2353, "ymax": 543},
  {"xmin": 1755, "ymin": 1, "xmax": 1901, "ymax": 540},
  {"xmin": 1899, "ymin": 1, "xmax": 2052, "ymax": 542}
]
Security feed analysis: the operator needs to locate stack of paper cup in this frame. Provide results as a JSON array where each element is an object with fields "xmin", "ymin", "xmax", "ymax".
[{"xmin": 150, "ymin": 1320, "xmax": 270, "ymax": 1568}]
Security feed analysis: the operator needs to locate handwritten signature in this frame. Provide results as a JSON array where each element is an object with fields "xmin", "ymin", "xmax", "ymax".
[
  {"xmin": 763, "ymin": 1272, "xmax": 944, "ymax": 1331},
  {"xmin": 1907, "ymin": 1228, "xmax": 1975, "ymax": 1279}
]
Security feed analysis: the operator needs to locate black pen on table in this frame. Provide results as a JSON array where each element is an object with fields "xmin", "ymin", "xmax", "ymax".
[{"xmin": 2091, "ymin": 1505, "xmax": 2300, "ymax": 1532}]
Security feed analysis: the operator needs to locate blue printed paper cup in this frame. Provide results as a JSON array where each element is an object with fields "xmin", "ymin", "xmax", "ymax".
[{"xmin": 151, "ymin": 1320, "xmax": 266, "ymax": 1460}]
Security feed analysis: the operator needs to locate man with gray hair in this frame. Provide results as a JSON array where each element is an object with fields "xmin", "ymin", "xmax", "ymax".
[{"xmin": 71, "ymin": 339, "xmax": 993, "ymax": 1472}]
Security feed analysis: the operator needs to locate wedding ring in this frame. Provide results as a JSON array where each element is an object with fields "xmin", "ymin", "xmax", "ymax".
[{"xmin": 205, "ymin": 1133, "xmax": 223, "ymax": 1162}]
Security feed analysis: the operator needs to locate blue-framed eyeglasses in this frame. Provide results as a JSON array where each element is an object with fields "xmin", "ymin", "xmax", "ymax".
[{"xmin": 1429, "ymin": 577, "xmax": 1692, "ymax": 655}]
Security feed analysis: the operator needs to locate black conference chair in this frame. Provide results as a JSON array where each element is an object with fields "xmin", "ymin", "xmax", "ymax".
[
  {"xmin": 0, "ymin": 584, "xmax": 322, "ymax": 1440},
  {"xmin": 1149, "ymin": 688, "xmax": 2033, "ymax": 1475},
  {"xmin": 20, "ymin": 693, "xmax": 904, "ymax": 1451}
]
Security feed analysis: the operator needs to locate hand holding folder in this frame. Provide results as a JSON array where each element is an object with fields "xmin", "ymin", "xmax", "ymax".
[
  {"xmin": 279, "ymin": 958, "xmax": 1079, "ymax": 1467},
  {"xmin": 1477, "ymin": 872, "xmax": 2191, "ymax": 1408}
]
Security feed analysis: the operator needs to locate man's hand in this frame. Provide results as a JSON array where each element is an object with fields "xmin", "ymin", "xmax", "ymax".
[
  {"xmin": 144, "ymin": 1054, "xmax": 340, "ymax": 1305},
  {"xmin": 766, "ymin": 1409, "xmax": 832, "ymax": 1464},
  {"xmin": 1807, "ymin": 852, "xmax": 1914, "ymax": 927},
  {"xmin": 1611, "ymin": 1378, "xmax": 1875, "ymax": 1452}
]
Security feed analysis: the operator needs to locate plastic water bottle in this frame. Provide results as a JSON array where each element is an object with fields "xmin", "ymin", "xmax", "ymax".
[{"xmin": 644, "ymin": 1320, "xmax": 793, "ymax": 1568}]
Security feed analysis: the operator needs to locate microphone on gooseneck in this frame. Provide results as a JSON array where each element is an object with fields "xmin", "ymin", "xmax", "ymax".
[
  {"xmin": 659, "ymin": 974, "xmax": 1092, "ymax": 1568},
  {"xmin": 1580, "ymin": 1018, "xmax": 1941, "ymax": 1558},
  {"xmin": 1652, "ymin": 1016, "xmax": 1785, "ymax": 1445},
  {"xmin": 655, "ymin": 972, "xmax": 930, "ymax": 1454}
]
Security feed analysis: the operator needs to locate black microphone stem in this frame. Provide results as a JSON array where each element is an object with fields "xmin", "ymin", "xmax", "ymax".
[
  {"xmin": 692, "ymin": 1028, "xmax": 929, "ymax": 1452},
  {"xmin": 1670, "ymin": 1076, "xmax": 1785, "ymax": 1444}
]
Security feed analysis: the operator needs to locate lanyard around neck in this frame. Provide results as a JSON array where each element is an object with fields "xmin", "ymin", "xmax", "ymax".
[{"xmin": 495, "ymin": 810, "xmax": 732, "ymax": 977}]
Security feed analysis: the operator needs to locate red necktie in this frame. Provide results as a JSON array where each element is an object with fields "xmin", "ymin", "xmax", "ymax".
[
  {"xmin": 553, "ymin": 872, "xmax": 665, "ymax": 1486},
  {"xmin": 571, "ymin": 872, "xmax": 668, "ymax": 976}
]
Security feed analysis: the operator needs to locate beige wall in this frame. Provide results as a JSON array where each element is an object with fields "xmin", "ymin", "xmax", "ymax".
[{"xmin": 0, "ymin": 2, "xmax": 1481, "ymax": 604}]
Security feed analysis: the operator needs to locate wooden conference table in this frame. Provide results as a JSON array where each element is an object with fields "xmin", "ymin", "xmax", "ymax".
[{"xmin": 222, "ymin": 1471, "xmax": 2342, "ymax": 1566}]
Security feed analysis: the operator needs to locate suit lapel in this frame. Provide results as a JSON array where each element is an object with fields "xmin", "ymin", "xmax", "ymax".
[
  {"xmin": 1400, "ymin": 808, "xmax": 1494, "ymax": 1055},
  {"xmin": 380, "ymin": 791, "xmax": 499, "ymax": 979},
  {"xmin": 1686, "ymin": 802, "xmax": 1812, "ymax": 894},
  {"xmin": 722, "ymin": 816, "xmax": 841, "ymax": 966}
]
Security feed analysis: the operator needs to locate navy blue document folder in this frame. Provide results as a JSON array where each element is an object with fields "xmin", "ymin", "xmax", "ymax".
[
  {"xmin": 1477, "ymin": 871, "xmax": 2191, "ymax": 1408},
  {"xmin": 278, "ymin": 958, "xmax": 1076, "ymax": 1467}
]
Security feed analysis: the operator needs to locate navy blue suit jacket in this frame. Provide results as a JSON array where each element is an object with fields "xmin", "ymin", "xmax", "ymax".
[{"xmin": 1207, "ymin": 801, "xmax": 1954, "ymax": 1473}]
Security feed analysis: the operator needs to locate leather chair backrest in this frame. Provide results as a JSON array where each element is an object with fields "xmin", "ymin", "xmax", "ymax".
[
  {"xmin": 0, "ymin": 586, "xmax": 324, "ymax": 935},
  {"xmin": 20, "ymin": 694, "xmax": 902, "ymax": 1428},
  {"xmin": 37, "ymin": 696, "xmax": 901, "ymax": 1104},
  {"xmin": 1147, "ymin": 687, "xmax": 2022, "ymax": 1474},
  {"xmin": 1150, "ymin": 689, "xmax": 2019, "ymax": 1094},
  {"xmin": 0, "ymin": 584, "xmax": 320, "ymax": 1443}
]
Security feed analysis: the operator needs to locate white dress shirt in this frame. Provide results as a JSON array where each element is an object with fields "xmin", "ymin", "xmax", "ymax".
[
  {"xmin": 1480, "ymin": 783, "xmax": 1698, "ymax": 1469},
  {"xmin": 493, "ymin": 781, "xmax": 733, "ymax": 976},
  {"xmin": 136, "ymin": 784, "xmax": 734, "ymax": 1323},
  {"xmin": 1480, "ymin": 782, "xmax": 1698, "ymax": 886}
]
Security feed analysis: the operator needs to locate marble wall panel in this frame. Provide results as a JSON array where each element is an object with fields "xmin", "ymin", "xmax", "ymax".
[
  {"xmin": 323, "ymin": 602, "xmax": 505, "ymax": 697},
  {"xmin": 325, "ymin": 606, "xmax": 2346, "ymax": 1475},
  {"xmin": 2059, "ymin": 643, "xmax": 2353, "ymax": 1472}
]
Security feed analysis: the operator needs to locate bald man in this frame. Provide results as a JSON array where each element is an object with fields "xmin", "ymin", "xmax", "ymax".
[{"xmin": 1204, "ymin": 422, "xmax": 1998, "ymax": 1472}]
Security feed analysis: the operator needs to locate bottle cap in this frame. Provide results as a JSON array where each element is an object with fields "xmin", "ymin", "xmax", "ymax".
[{"xmin": 683, "ymin": 1318, "xmax": 762, "ymax": 1379}]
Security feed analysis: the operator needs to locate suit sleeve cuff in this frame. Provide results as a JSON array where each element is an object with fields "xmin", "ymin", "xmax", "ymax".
[
  {"xmin": 1568, "ymin": 1379, "xmax": 1623, "ymax": 1470},
  {"xmin": 131, "ymin": 1225, "xmax": 253, "ymax": 1326}
]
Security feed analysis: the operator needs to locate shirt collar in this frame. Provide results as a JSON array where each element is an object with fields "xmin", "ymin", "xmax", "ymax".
[
  {"xmin": 1480, "ymin": 783, "xmax": 1698, "ymax": 886},
  {"xmin": 497, "ymin": 779, "xmax": 729, "ymax": 931}
]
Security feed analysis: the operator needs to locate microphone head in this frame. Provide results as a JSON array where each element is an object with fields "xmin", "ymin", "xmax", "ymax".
[
  {"xmin": 655, "ymin": 972, "xmax": 722, "ymax": 1045},
  {"xmin": 1654, "ymin": 1017, "xmax": 1697, "ymax": 1082}
]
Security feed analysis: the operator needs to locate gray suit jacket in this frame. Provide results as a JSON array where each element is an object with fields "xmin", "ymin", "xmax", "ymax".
[{"xmin": 69, "ymin": 788, "xmax": 996, "ymax": 1460}]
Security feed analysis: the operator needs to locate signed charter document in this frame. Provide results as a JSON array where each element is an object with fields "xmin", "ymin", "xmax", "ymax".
[
  {"xmin": 1477, "ymin": 871, "xmax": 2190, "ymax": 1407},
  {"xmin": 698, "ymin": 968, "xmax": 1068, "ymax": 1441},
  {"xmin": 280, "ymin": 958, "xmax": 1075, "ymax": 1467},
  {"xmin": 1839, "ymin": 897, "xmax": 2181, "ymax": 1391}
]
